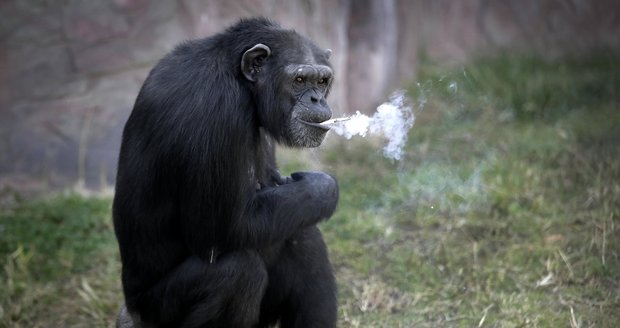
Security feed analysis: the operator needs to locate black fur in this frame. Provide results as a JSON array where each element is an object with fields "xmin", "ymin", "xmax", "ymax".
[{"xmin": 113, "ymin": 18, "xmax": 339, "ymax": 327}]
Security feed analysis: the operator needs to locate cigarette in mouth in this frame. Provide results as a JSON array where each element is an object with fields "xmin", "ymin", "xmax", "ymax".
[{"xmin": 320, "ymin": 117, "xmax": 352, "ymax": 126}]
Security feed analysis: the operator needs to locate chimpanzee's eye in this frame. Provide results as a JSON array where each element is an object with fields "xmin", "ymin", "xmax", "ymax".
[
  {"xmin": 295, "ymin": 76, "xmax": 305, "ymax": 83},
  {"xmin": 317, "ymin": 78, "xmax": 326, "ymax": 85}
]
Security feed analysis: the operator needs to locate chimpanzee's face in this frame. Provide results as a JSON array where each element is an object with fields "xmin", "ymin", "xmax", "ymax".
[{"xmin": 241, "ymin": 41, "xmax": 334, "ymax": 148}]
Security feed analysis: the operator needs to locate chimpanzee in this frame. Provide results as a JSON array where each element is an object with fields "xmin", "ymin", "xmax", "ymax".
[{"xmin": 113, "ymin": 18, "xmax": 339, "ymax": 328}]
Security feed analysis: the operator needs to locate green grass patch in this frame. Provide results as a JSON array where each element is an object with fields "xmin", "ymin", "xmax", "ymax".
[
  {"xmin": 1, "ymin": 54, "xmax": 619, "ymax": 327},
  {"xmin": 0, "ymin": 194, "xmax": 120, "ymax": 327}
]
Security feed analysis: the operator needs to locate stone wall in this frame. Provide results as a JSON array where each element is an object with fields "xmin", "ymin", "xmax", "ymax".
[{"xmin": 1, "ymin": 0, "xmax": 618, "ymax": 192}]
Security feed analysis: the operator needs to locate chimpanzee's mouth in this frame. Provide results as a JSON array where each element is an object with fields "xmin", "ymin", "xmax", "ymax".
[{"xmin": 298, "ymin": 119, "xmax": 331, "ymax": 131}]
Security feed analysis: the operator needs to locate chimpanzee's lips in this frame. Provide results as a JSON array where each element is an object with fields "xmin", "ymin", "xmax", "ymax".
[{"xmin": 299, "ymin": 119, "xmax": 330, "ymax": 131}]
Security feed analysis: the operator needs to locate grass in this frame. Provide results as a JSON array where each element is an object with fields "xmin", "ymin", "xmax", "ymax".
[
  {"xmin": 0, "ymin": 194, "xmax": 120, "ymax": 327},
  {"xmin": 1, "ymin": 54, "xmax": 619, "ymax": 327}
]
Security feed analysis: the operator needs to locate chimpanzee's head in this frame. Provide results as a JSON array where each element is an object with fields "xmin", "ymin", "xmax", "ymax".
[{"xmin": 241, "ymin": 28, "xmax": 333, "ymax": 148}]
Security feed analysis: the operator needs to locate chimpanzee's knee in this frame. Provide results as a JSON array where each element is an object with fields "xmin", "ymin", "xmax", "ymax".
[
  {"xmin": 221, "ymin": 249, "xmax": 268, "ymax": 325},
  {"xmin": 178, "ymin": 249, "xmax": 268, "ymax": 327}
]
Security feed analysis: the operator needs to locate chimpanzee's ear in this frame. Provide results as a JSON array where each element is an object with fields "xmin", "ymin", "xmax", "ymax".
[
  {"xmin": 241, "ymin": 43, "xmax": 271, "ymax": 82},
  {"xmin": 325, "ymin": 49, "xmax": 332, "ymax": 59}
]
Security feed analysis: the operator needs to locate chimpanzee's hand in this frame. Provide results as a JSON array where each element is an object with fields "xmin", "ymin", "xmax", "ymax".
[
  {"xmin": 270, "ymin": 169, "xmax": 292, "ymax": 186},
  {"xmin": 290, "ymin": 171, "xmax": 339, "ymax": 220}
]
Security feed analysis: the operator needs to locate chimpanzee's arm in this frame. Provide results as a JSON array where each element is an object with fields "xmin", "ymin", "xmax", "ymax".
[{"xmin": 230, "ymin": 171, "xmax": 338, "ymax": 249}]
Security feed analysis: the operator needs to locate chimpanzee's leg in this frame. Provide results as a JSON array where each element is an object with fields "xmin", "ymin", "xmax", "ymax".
[
  {"xmin": 258, "ymin": 226, "xmax": 337, "ymax": 328},
  {"xmin": 129, "ymin": 249, "xmax": 267, "ymax": 328}
]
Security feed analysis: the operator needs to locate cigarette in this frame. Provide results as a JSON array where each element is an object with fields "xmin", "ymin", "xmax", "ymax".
[{"xmin": 320, "ymin": 117, "xmax": 352, "ymax": 126}]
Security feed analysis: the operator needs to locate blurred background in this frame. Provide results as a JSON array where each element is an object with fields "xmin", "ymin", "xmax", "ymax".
[
  {"xmin": 2, "ymin": 0, "xmax": 619, "ymax": 191},
  {"xmin": 0, "ymin": 0, "xmax": 619, "ymax": 327}
]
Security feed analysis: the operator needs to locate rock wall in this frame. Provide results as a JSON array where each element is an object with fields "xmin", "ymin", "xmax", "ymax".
[{"xmin": 1, "ymin": 0, "xmax": 618, "ymax": 191}]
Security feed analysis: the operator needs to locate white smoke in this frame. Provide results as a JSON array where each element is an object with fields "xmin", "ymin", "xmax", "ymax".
[{"xmin": 328, "ymin": 90, "xmax": 415, "ymax": 160}]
